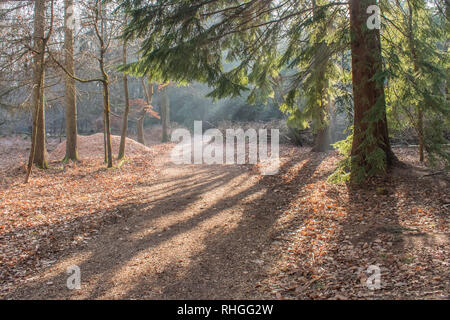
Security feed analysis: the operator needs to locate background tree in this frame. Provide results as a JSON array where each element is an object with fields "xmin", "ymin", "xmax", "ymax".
[
  {"xmin": 64, "ymin": 0, "xmax": 78, "ymax": 161},
  {"xmin": 48, "ymin": 0, "xmax": 124, "ymax": 167},
  {"xmin": 119, "ymin": 0, "xmax": 397, "ymax": 181},
  {"xmin": 118, "ymin": 35, "xmax": 130, "ymax": 160},
  {"xmin": 383, "ymin": 0, "xmax": 449, "ymax": 167},
  {"xmin": 25, "ymin": 0, "xmax": 54, "ymax": 182},
  {"xmin": 159, "ymin": 83, "xmax": 170, "ymax": 143},
  {"xmin": 138, "ymin": 78, "xmax": 153, "ymax": 145}
]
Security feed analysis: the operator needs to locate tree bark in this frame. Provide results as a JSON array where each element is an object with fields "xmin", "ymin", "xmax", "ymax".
[
  {"xmin": 446, "ymin": 0, "xmax": 449, "ymax": 101},
  {"xmin": 137, "ymin": 115, "xmax": 145, "ymax": 145},
  {"xmin": 98, "ymin": 1, "xmax": 112, "ymax": 168},
  {"xmin": 103, "ymin": 110, "xmax": 107, "ymax": 162},
  {"xmin": 28, "ymin": 0, "xmax": 47, "ymax": 173},
  {"xmin": 312, "ymin": 119, "xmax": 331, "ymax": 152},
  {"xmin": 349, "ymin": 0, "xmax": 395, "ymax": 180},
  {"xmin": 311, "ymin": 0, "xmax": 331, "ymax": 152},
  {"xmin": 64, "ymin": 0, "xmax": 78, "ymax": 161},
  {"xmin": 417, "ymin": 107, "xmax": 424, "ymax": 161},
  {"xmin": 118, "ymin": 39, "xmax": 130, "ymax": 160},
  {"xmin": 102, "ymin": 79, "xmax": 113, "ymax": 168},
  {"xmin": 329, "ymin": 98, "xmax": 337, "ymax": 144},
  {"xmin": 312, "ymin": 77, "xmax": 331, "ymax": 152},
  {"xmin": 137, "ymin": 79, "xmax": 154, "ymax": 145},
  {"xmin": 406, "ymin": 0, "xmax": 425, "ymax": 162},
  {"xmin": 161, "ymin": 88, "xmax": 170, "ymax": 142}
]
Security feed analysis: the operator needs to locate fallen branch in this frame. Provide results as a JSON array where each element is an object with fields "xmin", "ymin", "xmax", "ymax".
[{"xmin": 422, "ymin": 171, "xmax": 446, "ymax": 177}]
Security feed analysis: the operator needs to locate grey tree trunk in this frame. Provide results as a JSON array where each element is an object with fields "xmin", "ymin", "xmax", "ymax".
[
  {"xmin": 137, "ymin": 115, "xmax": 145, "ymax": 145},
  {"xmin": 406, "ymin": 0, "xmax": 425, "ymax": 162},
  {"xmin": 98, "ymin": 1, "xmax": 112, "ymax": 168},
  {"xmin": 102, "ymin": 80, "xmax": 113, "ymax": 168},
  {"xmin": 33, "ymin": 0, "xmax": 47, "ymax": 168},
  {"xmin": 64, "ymin": 0, "xmax": 78, "ymax": 161},
  {"xmin": 27, "ymin": 0, "xmax": 47, "ymax": 181},
  {"xmin": 161, "ymin": 88, "xmax": 170, "ymax": 142},
  {"xmin": 103, "ymin": 112, "xmax": 107, "ymax": 162},
  {"xmin": 311, "ymin": 0, "xmax": 331, "ymax": 152},
  {"xmin": 446, "ymin": 0, "xmax": 449, "ymax": 100},
  {"xmin": 118, "ymin": 39, "xmax": 130, "ymax": 160},
  {"xmin": 137, "ymin": 79, "xmax": 154, "ymax": 145},
  {"xmin": 312, "ymin": 78, "xmax": 331, "ymax": 152},
  {"xmin": 329, "ymin": 98, "xmax": 337, "ymax": 144}
]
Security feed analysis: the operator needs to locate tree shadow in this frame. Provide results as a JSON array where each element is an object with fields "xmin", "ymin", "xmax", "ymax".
[
  {"xmin": 1, "ymin": 163, "xmax": 244, "ymax": 298},
  {"xmin": 4, "ymin": 148, "xmax": 326, "ymax": 299},
  {"xmin": 120, "ymin": 151, "xmax": 326, "ymax": 299}
]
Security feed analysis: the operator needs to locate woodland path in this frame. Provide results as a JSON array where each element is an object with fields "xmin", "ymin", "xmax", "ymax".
[
  {"xmin": 4, "ymin": 145, "xmax": 449, "ymax": 300},
  {"xmin": 6, "ymin": 150, "xmax": 285, "ymax": 299}
]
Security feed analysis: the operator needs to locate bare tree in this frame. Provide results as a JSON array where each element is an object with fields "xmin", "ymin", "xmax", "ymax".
[
  {"xmin": 138, "ymin": 78, "xmax": 153, "ymax": 145},
  {"xmin": 47, "ymin": 0, "xmax": 123, "ymax": 168},
  {"xmin": 118, "ymin": 18, "xmax": 130, "ymax": 160},
  {"xmin": 64, "ymin": 0, "xmax": 78, "ymax": 161},
  {"xmin": 25, "ymin": 0, "xmax": 54, "ymax": 183},
  {"xmin": 160, "ymin": 86, "xmax": 170, "ymax": 143}
]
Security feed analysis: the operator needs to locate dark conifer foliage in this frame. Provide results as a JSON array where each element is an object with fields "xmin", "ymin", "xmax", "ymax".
[{"xmin": 119, "ymin": 0, "xmax": 448, "ymax": 180}]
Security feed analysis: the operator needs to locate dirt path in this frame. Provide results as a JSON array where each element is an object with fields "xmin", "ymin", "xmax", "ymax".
[
  {"xmin": 3, "ymin": 145, "xmax": 449, "ymax": 300},
  {"xmin": 6, "ymin": 151, "xmax": 286, "ymax": 299}
]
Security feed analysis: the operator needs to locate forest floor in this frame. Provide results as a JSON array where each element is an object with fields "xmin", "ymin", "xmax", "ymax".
[{"xmin": 0, "ymin": 135, "xmax": 449, "ymax": 299}]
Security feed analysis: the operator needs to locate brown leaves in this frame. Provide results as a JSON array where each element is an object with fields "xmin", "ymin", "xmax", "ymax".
[
  {"xmin": 0, "ymin": 138, "xmax": 172, "ymax": 296},
  {"xmin": 254, "ymin": 146, "xmax": 449, "ymax": 299},
  {"xmin": 129, "ymin": 99, "xmax": 160, "ymax": 119}
]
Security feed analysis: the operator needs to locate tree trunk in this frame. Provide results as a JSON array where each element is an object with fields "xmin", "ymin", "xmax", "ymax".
[
  {"xmin": 118, "ymin": 39, "xmax": 130, "ymax": 160},
  {"xmin": 137, "ymin": 79, "xmax": 154, "ymax": 145},
  {"xmin": 329, "ymin": 98, "xmax": 337, "ymax": 144},
  {"xmin": 137, "ymin": 115, "xmax": 145, "ymax": 145},
  {"xmin": 64, "ymin": 0, "xmax": 78, "ymax": 161},
  {"xmin": 28, "ymin": 0, "xmax": 47, "ymax": 174},
  {"xmin": 311, "ymin": 0, "xmax": 331, "ymax": 152},
  {"xmin": 349, "ymin": 0, "xmax": 395, "ymax": 181},
  {"xmin": 446, "ymin": 0, "xmax": 449, "ymax": 101},
  {"xmin": 33, "ymin": 61, "xmax": 47, "ymax": 168},
  {"xmin": 312, "ymin": 122, "xmax": 331, "ymax": 152},
  {"xmin": 102, "ymin": 80, "xmax": 113, "ymax": 168},
  {"xmin": 406, "ymin": 0, "xmax": 425, "ymax": 162},
  {"xmin": 417, "ymin": 107, "xmax": 424, "ymax": 161},
  {"xmin": 161, "ymin": 88, "xmax": 170, "ymax": 142},
  {"xmin": 103, "ymin": 112, "xmax": 107, "ymax": 163},
  {"xmin": 98, "ymin": 1, "xmax": 112, "ymax": 168},
  {"xmin": 312, "ymin": 78, "xmax": 331, "ymax": 152}
]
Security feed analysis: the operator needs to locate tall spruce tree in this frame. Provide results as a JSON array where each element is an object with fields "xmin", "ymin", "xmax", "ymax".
[{"xmin": 383, "ymin": 0, "xmax": 449, "ymax": 167}]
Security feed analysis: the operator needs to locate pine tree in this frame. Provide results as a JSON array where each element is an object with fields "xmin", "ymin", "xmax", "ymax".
[
  {"xmin": 348, "ymin": 0, "xmax": 396, "ymax": 181},
  {"xmin": 383, "ymin": 0, "xmax": 449, "ymax": 167}
]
